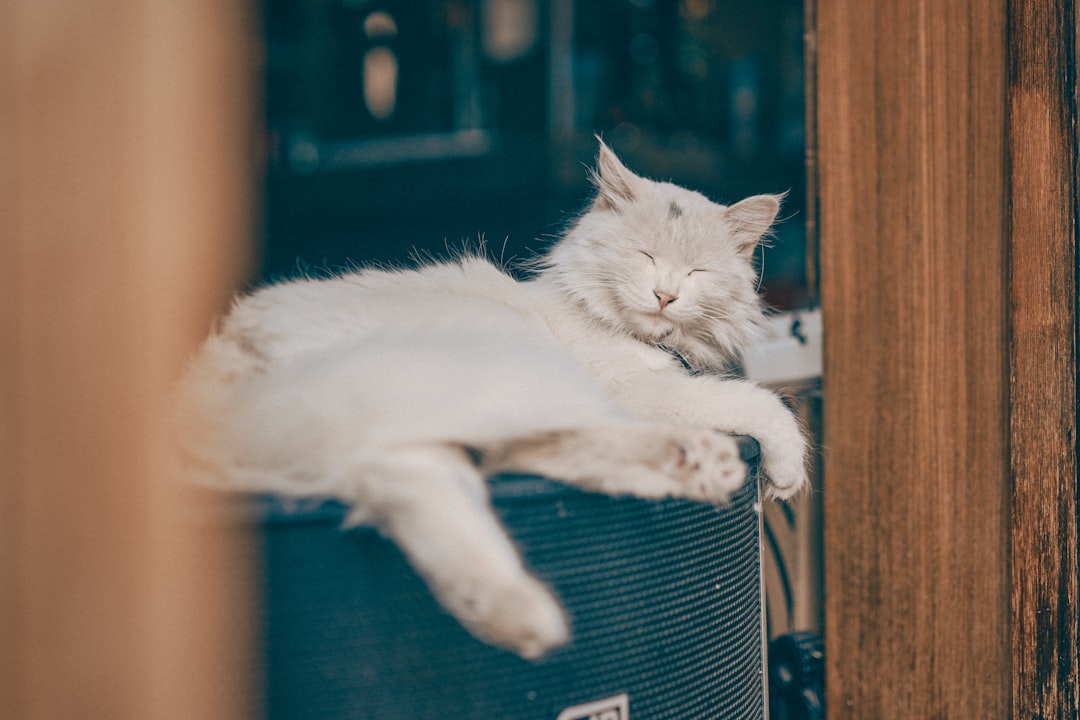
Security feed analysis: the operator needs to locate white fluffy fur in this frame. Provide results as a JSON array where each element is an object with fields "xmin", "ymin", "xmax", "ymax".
[{"xmin": 176, "ymin": 141, "xmax": 808, "ymax": 659}]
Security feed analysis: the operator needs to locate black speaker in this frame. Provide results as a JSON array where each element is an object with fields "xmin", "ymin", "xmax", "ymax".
[{"xmin": 255, "ymin": 441, "xmax": 766, "ymax": 719}]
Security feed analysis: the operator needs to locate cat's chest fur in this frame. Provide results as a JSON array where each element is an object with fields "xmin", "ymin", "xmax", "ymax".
[{"xmin": 526, "ymin": 281, "xmax": 682, "ymax": 387}]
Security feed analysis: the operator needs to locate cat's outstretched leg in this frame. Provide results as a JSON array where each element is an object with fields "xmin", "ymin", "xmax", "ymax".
[
  {"xmin": 612, "ymin": 375, "xmax": 808, "ymax": 499},
  {"xmin": 348, "ymin": 444, "xmax": 569, "ymax": 659},
  {"xmin": 479, "ymin": 424, "xmax": 749, "ymax": 504}
]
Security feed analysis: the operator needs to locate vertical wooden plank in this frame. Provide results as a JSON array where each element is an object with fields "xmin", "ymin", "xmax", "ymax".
[
  {"xmin": 0, "ymin": 2, "xmax": 256, "ymax": 719},
  {"xmin": 1008, "ymin": 0, "xmax": 1080, "ymax": 716},
  {"xmin": 818, "ymin": 0, "xmax": 1010, "ymax": 717},
  {"xmin": 0, "ymin": 3, "xmax": 16, "ymax": 711}
]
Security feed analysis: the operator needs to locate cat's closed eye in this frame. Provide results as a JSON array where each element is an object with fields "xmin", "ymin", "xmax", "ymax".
[{"xmin": 639, "ymin": 250, "xmax": 655, "ymax": 263}]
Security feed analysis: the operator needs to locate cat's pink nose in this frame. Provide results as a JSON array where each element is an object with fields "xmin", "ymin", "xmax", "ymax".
[{"xmin": 654, "ymin": 290, "xmax": 677, "ymax": 310}]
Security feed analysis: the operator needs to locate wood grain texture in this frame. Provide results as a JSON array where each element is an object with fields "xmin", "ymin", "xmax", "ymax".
[
  {"xmin": 0, "ymin": 2, "xmax": 257, "ymax": 718},
  {"xmin": 818, "ymin": 0, "xmax": 1011, "ymax": 716},
  {"xmin": 1008, "ymin": 1, "xmax": 1080, "ymax": 716}
]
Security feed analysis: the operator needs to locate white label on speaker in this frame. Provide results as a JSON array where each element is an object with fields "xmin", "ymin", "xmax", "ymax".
[{"xmin": 555, "ymin": 693, "xmax": 629, "ymax": 720}]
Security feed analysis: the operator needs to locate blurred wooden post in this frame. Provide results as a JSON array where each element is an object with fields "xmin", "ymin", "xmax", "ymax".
[{"xmin": 1, "ymin": 2, "xmax": 257, "ymax": 719}]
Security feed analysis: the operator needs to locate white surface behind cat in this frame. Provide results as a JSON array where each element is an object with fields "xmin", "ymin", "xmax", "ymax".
[{"xmin": 176, "ymin": 140, "xmax": 808, "ymax": 659}]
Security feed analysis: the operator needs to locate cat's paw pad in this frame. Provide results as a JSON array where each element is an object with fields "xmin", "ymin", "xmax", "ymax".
[
  {"xmin": 458, "ymin": 575, "xmax": 570, "ymax": 660},
  {"xmin": 666, "ymin": 430, "xmax": 748, "ymax": 503}
]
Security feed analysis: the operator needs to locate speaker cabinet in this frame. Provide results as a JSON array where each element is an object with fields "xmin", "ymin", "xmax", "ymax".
[{"xmin": 256, "ymin": 444, "xmax": 766, "ymax": 719}]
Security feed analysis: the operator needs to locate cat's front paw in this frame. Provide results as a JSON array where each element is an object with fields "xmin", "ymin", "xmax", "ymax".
[
  {"xmin": 664, "ymin": 430, "xmax": 748, "ymax": 504},
  {"xmin": 759, "ymin": 435, "xmax": 808, "ymax": 499}
]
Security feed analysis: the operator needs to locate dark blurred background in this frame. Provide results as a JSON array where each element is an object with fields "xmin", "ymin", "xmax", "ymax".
[{"xmin": 261, "ymin": 0, "xmax": 808, "ymax": 310}]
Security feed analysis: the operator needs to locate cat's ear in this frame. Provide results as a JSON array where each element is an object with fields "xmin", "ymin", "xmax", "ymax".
[
  {"xmin": 590, "ymin": 137, "xmax": 641, "ymax": 210},
  {"xmin": 724, "ymin": 193, "xmax": 783, "ymax": 257}
]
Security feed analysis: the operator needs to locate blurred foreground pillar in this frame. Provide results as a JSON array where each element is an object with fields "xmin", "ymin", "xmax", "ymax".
[{"xmin": 1, "ymin": 2, "xmax": 257, "ymax": 718}]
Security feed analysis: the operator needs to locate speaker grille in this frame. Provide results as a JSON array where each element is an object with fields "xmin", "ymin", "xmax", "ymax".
[{"xmin": 260, "ymin": 472, "xmax": 764, "ymax": 719}]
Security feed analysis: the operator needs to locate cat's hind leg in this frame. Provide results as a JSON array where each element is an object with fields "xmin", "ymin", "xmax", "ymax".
[
  {"xmin": 478, "ymin": 423, "xmax": 749, "ymax": 504},
  {"xmin": 348, "ymin": 443, "xmax": 569, "ymax": 659}
]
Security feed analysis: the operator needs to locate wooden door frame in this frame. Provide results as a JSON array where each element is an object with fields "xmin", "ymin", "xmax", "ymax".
[
  {"xmin": 817, "ymin": 0, "xmax": 1078, "ymax": 716},
  {"xmin": 1007, "ymin": 1, "xmax": 1079, "ymax": 714}
]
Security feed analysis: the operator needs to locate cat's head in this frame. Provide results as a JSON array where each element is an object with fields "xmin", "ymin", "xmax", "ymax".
[{"xmin": 541, "ymin": 140, "xmax": 782, "ymax": 371}]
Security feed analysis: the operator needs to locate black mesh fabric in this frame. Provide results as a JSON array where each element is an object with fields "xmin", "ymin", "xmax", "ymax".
[{"xmin": 258, "ymin": 447, "xmax": 765, "ymax": 719}]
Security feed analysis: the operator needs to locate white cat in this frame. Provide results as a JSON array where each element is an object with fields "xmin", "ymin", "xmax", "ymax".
[{"xmin": 176, "ymin": 140, "xmax": 808, "ymax": 659}]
